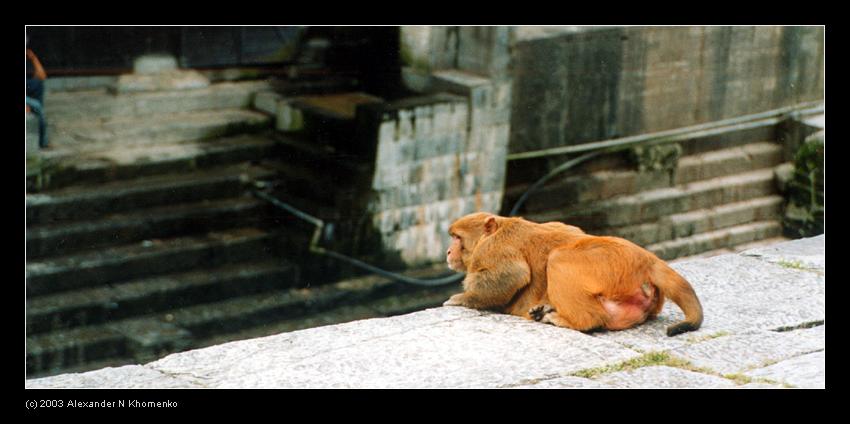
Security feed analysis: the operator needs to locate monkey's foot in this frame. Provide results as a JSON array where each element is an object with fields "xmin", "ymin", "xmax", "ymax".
[{"xmin": 529, "ymin": 304, "xmax": 556, "ymax": 322}]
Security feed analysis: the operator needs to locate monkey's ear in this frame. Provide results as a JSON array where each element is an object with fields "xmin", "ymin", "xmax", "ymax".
[{"xmin": 484, "ymin": 216, "xmax": 498, "ymax": 235}]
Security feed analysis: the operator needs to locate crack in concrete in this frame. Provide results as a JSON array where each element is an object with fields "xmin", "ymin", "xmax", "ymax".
[
  {"xmin": 739, "ymin": 252, "xmax": 824, "ymax": 276},
  {"xmin": 772, "ymin": 320, "xmax": 824, "ymax": 333},
  {"xmin": 148, "ymin": 365, "xmax": 211, "ymax": 388}
]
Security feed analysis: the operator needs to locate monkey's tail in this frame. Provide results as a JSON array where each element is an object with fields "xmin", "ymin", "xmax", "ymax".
[{"xmin": 650, "ymin": 261, "xmax": 704, "ymax": 336}]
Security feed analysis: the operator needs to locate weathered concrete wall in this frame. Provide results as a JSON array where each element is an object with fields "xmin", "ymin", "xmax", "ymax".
[
  {"xmin": 366, "ymin": 27, "xmax": 513, "ymax": 266},
  {"xmin": 509, "ymin": 26, "xmax": 825, "ymax": 154},
  {"xmin": 366, "ymin": 73, "xmax": 511, "ymax": 266},
  {"xmin": 368, "ymin": 94, "xmax": 476, "ymax": 265},
  {"xmin": 26, "ymin": 236, "xmax": 824, "ymax": 388}
]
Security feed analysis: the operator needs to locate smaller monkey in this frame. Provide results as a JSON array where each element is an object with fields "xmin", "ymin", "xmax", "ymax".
[{"xmin": 444, "ymin": 213, "xmax": 703, "ymax": 337}]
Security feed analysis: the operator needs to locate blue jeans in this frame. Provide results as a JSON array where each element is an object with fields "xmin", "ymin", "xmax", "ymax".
[
  {"xmin": 27, "ymin": 78, "xmax": 44, "ymax": 105},
  {"xmin": 25, "ymin": 96, "xmax": 48, "ymax": 148}
]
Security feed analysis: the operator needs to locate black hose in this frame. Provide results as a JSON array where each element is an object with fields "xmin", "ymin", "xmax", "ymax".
[
  {"xmin": 509, "ymin": 151, "xmax": 604, "ymax": 217},
  {"xmin": 254, "ymin": 189, "xmax": 464, "ymax": 287}
]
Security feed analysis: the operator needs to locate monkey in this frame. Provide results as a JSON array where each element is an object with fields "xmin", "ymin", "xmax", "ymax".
[{"xmin": 444, "ymin": 212, "xmax": 703, "ymax": 336}]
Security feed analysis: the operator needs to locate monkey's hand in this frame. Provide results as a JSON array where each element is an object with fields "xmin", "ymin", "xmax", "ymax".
[{"xmin": 443, "ymin": 293, "xmax": 467, "ymax": 307}]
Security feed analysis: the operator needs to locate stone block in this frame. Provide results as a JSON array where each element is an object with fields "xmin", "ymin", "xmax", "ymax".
[
  {"xmin": 597, "ymin": 366, "xmax": 737, "ymax": 388},
  {"xmin": 367, "ymin": 89, "xmax": 509, "ymax": 265},
  {"xmin": 276, "ymin": 101, "xmax": 303, "ymax": 132},
  {"xmin": 44, "ymin": 75, "xmax": 118, "ymax": 92},
  {"xmin": 26, "ymin": 364, "xmax": 201, "ymax": 389},
  {"xmin": 400, "ymin": 26, "xmax": 434, "ymax": 70},
  {"xmin": 606, "ymin": 222, "xmax": 670, "ymax": 247},
  {"xmin": 115, "ymin": 70, "xmax": 210, "ymax": 93},
  {"xmin": 26, "ymin": 113, "xmax": 39, "ymax": 154},
  {"xmin": 669, "ymin": 326, "xmax": 824, "ymax": 376},
  {"xmin": 509, "ymin": 376, "xmax": 613, "ymax": 388},
  {"xmin": 740, "ymin": 234, "xmax": 825, "ymax": 272},
  {"xmin": 431, "ymin": 70, "xmax": 491, "ymax": 96},
  {"xmin": 133, "ymin": 54, "xmax": 178, "ymax": 74},
  {"xmin": 146, "ymin": 308, "xmax": 640, "ymax": 388},
  {"xmin": 456, "ymin": 26, "xmax": 512, "ymax": 79},
  {"xmin": 401, "ymin": 67, "xmax": 432, "ymax": 93},
  {"xmin": 744, "ymin": 350, "xmax": 825, "ymax": 388},
  {"xmin": 252, "ymin": 91, "xmax": 282, "ymax": 115},
  {"xmin": 670, "ymin": 253, "xmax": 823, "ymax": 333},
  {"xmin": 108, "ymin": 318, "xmax": 193, "ymax": 364}
]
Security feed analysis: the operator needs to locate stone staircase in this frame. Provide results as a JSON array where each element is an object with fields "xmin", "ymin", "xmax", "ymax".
[
  {"xmin": 25, "ymin": 74, "xmax": 459, "ymax": 379},
  {"xmin": 504, "ymin": 126, "xmax": 792, "ymax": 260}
]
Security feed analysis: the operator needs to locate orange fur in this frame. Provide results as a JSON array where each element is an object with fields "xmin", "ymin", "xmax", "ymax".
[{"xmin": 444, "ymin": 213, "xmax": 703, "ymax": 336}]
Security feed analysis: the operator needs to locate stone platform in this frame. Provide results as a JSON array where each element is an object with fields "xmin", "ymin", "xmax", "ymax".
[{"xmin": 25, "ymin": 235, "xmax": 824, "ymax": 388}]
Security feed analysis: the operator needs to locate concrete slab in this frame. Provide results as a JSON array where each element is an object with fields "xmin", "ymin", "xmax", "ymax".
[
  {"xmin": 509, "ymin": 376, "xmax": 613, "ymax": 388},
  {"xmin": 740, "ymin": 234, "xmax": 825, "ymax": 273},
  {"xmin": 745, "ymin": 350, "xmax": 825, "ymax": 388},
  {"xmin": 669, "ymin": 326, "xmax": 824, "ymax": 376},
  {"xmin": 26, "ymin": 364, "xmax": 201, "ymax": 389},
  {"xmin": 664, "ymin": 253, "xmax": 824, "ymax": 335},
  {"xmin": 146, "ymin": 308, "xmax": 640, "ymax": 388},
  {"xmin": 596, "ymin": 366, "xmax": 737, "ymax": 388}
]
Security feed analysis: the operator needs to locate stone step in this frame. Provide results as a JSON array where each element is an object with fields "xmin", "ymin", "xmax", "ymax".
[
  {"xmin": 26, "ymin": 325, "xmax": 127, "ymax": 378},
  {"xmin": 26, "ymin": 264, "xmax": 456, "ymax": 376},
  {"xmin": 26, "ymin": 163, "xmax": 274, "ymax": 226},
  {"xmin": 45, "ymin": 80, "xmax": 274, "ymax": 122},
  {"xmin": 28, "ymin": 356, "xmax": 138, "ymax": 380},
  {"xmin": 194, "ymin": 283, "xmax": 461, "ymax": 350},
  {"xmin": 667, "ymin": 236, "xmax": 791, "ymax": 264},
  {"xmin": 292, "ymin": 91, "xmax": 384, "ymax": 122},
  {"xmin": 288, "ymin": 92, "xmax": 384, "ymax": 154},
  {"xmin": 166, "ymin": 264, "xmax": 457, "ymax": 340},
  {"xmin": 646, "ymin": 220, "xmax": 784, "ymax": 261},
  {"xmin": 28, "ymin": 133, "xmax": 278, "ymax": 192},
  {"xmin": 527, "ymin": 168, "xmax": 779, "ymax": 230},
  {"xmin": 26, "ymin": 227, "xmax": 275, "ymax": 298},
  {"xmin": 675, "ymin": 142, "xmax": 784, "ymax": 185},
  {"xmin": 27, "ymin": 260, "xmax": 298, "ymax": 335},
  {"xmin": 677, "ymin": 122, "xmax": 778, "ymax": 157},
  {"xmin": 600, "ymin": 195, "xmax": 784, "ymax": 247},
  {"xmin": 731, "ymin": 236, "xmax": 792, "ymax": 252},
  {"xmin": 27, "ymin": 196, "xmax": 270, "ymax": 260},
  {"xmin": 505, "ymin": 142, "xmax": 784, "ymax": 214},
  {"xmin": 47, "ymin": 108, "xmax": 272, "ymax": 152},
  {"xmin": 504, "ymin": 122, "xmax": 779, "ymax": 191},
  {"xmin": 271, "ymin": 131, "xmax": 372, "ymax": 175},
  {"xmin": 260, "ymin": 160, "xmax": 362, "ymax": 211}
]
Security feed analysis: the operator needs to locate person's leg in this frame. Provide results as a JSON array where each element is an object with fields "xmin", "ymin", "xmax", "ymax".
[
  {"xmin": 25, "ymin": 97, "xmax": 48, "ymax": 148},
  {"xmin": 26, "ymin": 78, "xmax": 44, "ymax": 105}
]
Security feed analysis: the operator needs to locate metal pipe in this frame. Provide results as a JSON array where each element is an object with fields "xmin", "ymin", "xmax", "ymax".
[{"xmin": 507, "ymin": 101, "xmax": 824, "ymax": 162}]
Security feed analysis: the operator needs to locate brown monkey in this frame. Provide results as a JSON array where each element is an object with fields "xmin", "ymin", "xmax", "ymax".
[{"xmin": 444, "ymin": 212, "xmax": 703, "ymax": 336}]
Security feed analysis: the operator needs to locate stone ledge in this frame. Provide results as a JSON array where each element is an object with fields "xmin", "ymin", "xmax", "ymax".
[{"xmin": 26, "ymin": 235, "xmax": 824, "ymax": 388}]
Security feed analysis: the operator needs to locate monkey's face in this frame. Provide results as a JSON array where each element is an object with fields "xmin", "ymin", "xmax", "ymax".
[
  {"xmin": 446, "ymin": 234, "xmax": 467, "ymax": 272},
  {"xmin": 447, "ymin": 213, "xmax": 492, "ymax": 272}
]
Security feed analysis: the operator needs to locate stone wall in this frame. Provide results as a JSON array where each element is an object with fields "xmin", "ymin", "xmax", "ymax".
[
  {"xmin": 363, "ymin": 27, "xmax": 512, "ymax": 266},
  {"xmin": 509, "ymin": 26, "xmax": 825, "ymax": 155},
  {"xmin": 367, "ymin": 94, "xmax": 476, "ymax": 265},
  {"xmin": 365, "ymin": 74, "xmax": 511, "ymax": 266}
]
